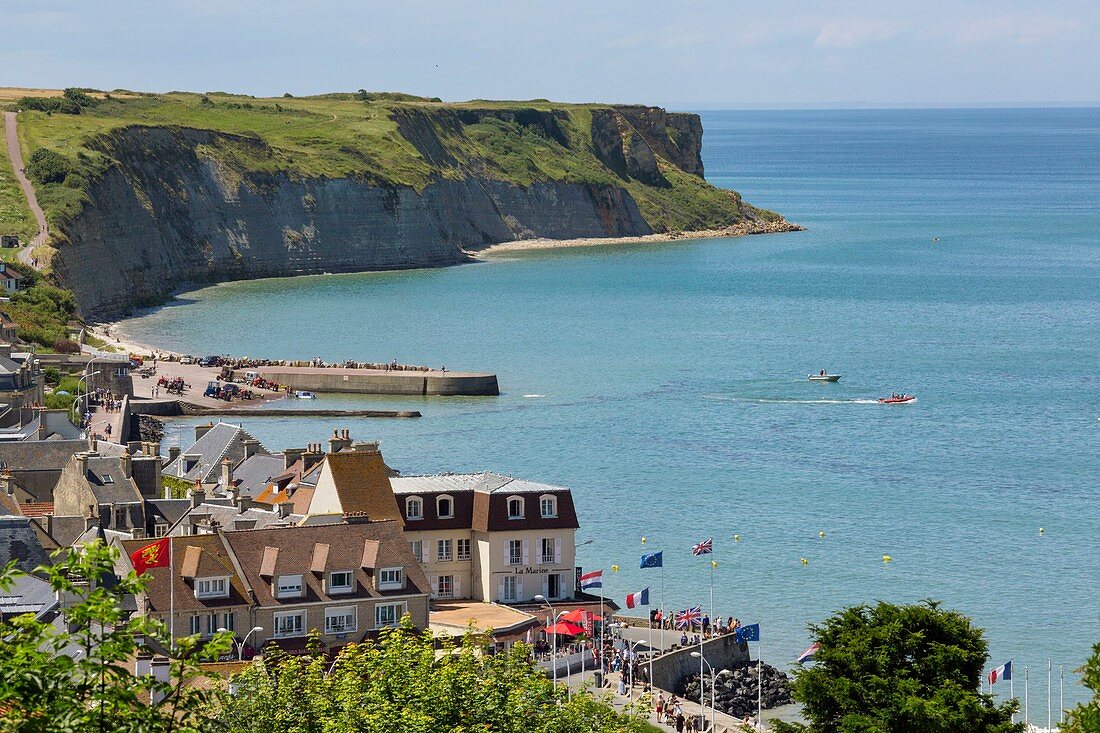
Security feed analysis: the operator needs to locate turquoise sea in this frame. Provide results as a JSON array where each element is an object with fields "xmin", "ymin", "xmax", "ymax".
[{"xmin": 120, "ymin": 108, "xmax": 1100, "ymax": 709}]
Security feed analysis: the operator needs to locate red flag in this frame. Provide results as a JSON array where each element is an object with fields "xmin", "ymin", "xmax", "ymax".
[{"xmin": 130, "ymin": 538, "xmax": 170, "ymax": 575}]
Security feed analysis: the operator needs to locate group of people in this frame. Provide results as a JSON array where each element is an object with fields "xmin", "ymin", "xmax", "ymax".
[{"xmin": 648, "ymin": 610, "xmax": 742, "ymax": 638}]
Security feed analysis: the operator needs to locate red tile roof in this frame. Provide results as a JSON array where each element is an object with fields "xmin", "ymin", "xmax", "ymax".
[{"xmin": 20, "ymin": 502, "xmax": 53, "ymax": 518}]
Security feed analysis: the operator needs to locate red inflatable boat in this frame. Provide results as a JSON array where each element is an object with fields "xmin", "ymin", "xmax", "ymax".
[{"xmin": 878, "ymin": 394, "xmax": 916, "ymax": 404}]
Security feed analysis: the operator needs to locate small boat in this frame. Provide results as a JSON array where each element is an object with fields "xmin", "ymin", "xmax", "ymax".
[
  {"xmin": 808, "ymin": 373, "xmax": 841, "ymax": 382},
  {"xmin": 294, "ymin": 390, "xmax": 317, "ymax": 399},
  {"xmin": 878, "ymin": 394, "xmax": 916, "ymax": 404}
]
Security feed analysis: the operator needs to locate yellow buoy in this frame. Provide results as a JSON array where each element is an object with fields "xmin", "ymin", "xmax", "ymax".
[
  {"xmin": 819, "ymin": 531, "xmax": 826, "ymax": 539},
  {"xmin": 711, "ymin": 560, "xmax": 718, "ymax": 569},
  {"xmin": 1039, "ymin": 527, "xmax": 1045, "ymax": 536},
  {"xmin": 882, "ymin": 555, "xmax": 893, "ymax": 563},
  {"xmin": 800, "ymin": 557, "xmax": 809, "ymax": 565},
  {"xmin": 641, "ymin": 536, "xmax": 647, "ymax": 545},
  {"xmin": 733, "ymin": 534, "xmax": 741, "ymax": 542},
  {"xmin": 611, "ymin": 565, "xmax": 619, "ymax": 572}
]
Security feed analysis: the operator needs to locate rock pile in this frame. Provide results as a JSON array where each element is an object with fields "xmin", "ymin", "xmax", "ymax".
[
  {"xmin": 134, "ymin": 414, "xmax": 165, "ymax": 443},
  {"xmin": 677, "ymin": 662, "xmax": 793, "ymax": 718}
]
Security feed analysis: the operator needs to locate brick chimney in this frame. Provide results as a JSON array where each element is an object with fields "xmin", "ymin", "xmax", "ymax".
[
  {"xmin": 241, "ymin": 439, "xmax": 260, "ymax": 459},
  {"xmin": 302, "ymin": 443, "xmax": 324, "ymax": 471},
  {"xmin": 327, "ymin": 428, "xmax": 352, "ymax": 454},
  {"xmin": 194, "ymin": 422, "xmax": 215, "ymax": 442},
  {"xmin": 190, "ymin": 480, "xmax": 206, "ymax": 508},
  {"xmin": 168, "ymin": 446, "xmax": 181, "ymax": 464},
  {"xmin": 220, "ymin": 457, "xmax": 233, "ymax": 493},
  {"xmin": 119, "ymin": 449, "xmax": 132, "ymax": 479},
  {"xmin": 283, "ymin": 447, "xmax": 305, "ymax": 470}
]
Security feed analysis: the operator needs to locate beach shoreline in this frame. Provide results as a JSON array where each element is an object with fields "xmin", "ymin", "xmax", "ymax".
[{"xmin": 467, "ymin": 217, "xmax": 804, "ymax": 257}]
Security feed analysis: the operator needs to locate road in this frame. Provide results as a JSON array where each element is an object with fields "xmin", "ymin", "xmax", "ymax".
[{"xmin": 3, "ymin": 111, "xmax": 48, "ymax": 267}]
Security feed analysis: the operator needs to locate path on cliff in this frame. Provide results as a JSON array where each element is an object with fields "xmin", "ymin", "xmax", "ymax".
[{"xmin": 3, "ymin": 111, "xmax": 48, "ymax": 268}]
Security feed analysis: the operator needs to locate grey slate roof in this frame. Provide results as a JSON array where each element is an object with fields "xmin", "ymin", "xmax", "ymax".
[
  {"xmin": 168, "ymin": 502, "xmax": 302, "ymax": 536},
  {"xmin": 163, "ymin": 423, "xmax": 269, "ymax": 484},
  {"xmin": 231, "ymin": 454, "xmax": 285, "ymax": 498},
  {"xmin": 0, "ymin": 573, "xmax": 56, "ymax": 619},
  {"xmin": 146, "ymin": 499, "xmax": 191, "ymax": 528},
  {"xmin": 391, "ymin": 472, "xmax": 570, "ymax": 495},
  {"xmin": 0, "ymin": 515, "xmax": 53, "ymax": 573},
  {"xmin": 0, "ymin": 440, "xmax": 87, "ymax": 471},
  {"xmin": 84, "ymin": 457, "xmax": 143, "ymax": 505}
]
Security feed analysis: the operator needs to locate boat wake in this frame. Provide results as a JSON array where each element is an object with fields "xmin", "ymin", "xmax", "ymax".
[
  {"xmin": 523, "ymin": 394, "xmax": 546, "ymax": 398},
  {"xmin": 705, "ymin": 395, "xmax": 881, "ymax": 405}
]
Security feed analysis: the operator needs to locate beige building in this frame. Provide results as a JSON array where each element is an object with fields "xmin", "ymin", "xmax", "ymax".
[
  {"xmin": 391, "ymin": 473, "xmax": 580, "ymax": 605},
  {"xmin": 119, "ymin": 518, "xmax": 429, "ymax": 654}
]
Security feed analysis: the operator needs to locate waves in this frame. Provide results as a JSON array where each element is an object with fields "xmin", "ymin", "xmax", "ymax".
[{"xmin": 704, "ymin": 395, "xmax": 883, "ymax": 405}]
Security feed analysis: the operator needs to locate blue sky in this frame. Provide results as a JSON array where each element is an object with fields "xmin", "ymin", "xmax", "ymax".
[{"xmin": 2, "ymin": 0, "xmax": 1097, "ymax": 108}]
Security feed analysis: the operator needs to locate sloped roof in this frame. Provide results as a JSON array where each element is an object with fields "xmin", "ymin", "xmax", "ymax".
[
  {"xmin": 119, "ymin": 533, "xmax": 251, "ymax": 614},
  {"xmin": 0, "ymin": 574, "xmax": 57, "ymax": 619},
  {"xmin": 230, "ymin": 454, "xmax": 285, "ymax": 498},
  {"xmin": 0, "ymin": 516, "xmax": 52, "ymax": 573},
  {"xmin": 163, "ymin": 423, "xmax": 268, "ymax": 484},
  {"xmin": 83, "ymin": 456, "xmax": 143, "ymax": 505},
  {"xmin": 19, "ymin": 502, "xmax": 53, "ymax": 518},
  {"xmin": 321, "ymin": 451, "xmax": 401, "ymax": 520},
  {"xmin": 168, "ymin": 502, "xmax": 301, "ymax": 536},
  {"xmin": 0, "ymin": 440, "xmax": 86, "ymax": 471}
]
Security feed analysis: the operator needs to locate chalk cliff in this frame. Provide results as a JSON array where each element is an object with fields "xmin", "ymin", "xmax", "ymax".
[{"xmin": 35, "ymin": 99, "xmax": 790, "ymax": 318}]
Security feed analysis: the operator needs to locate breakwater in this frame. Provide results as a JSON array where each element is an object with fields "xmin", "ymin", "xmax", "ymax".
[
  {"xmin": 127, "ymin": 400, "xmax": 420, "ymax": 418},
  {"xmin": 243, "ymin": 366, "xmax": 499, "ymax": 397}
]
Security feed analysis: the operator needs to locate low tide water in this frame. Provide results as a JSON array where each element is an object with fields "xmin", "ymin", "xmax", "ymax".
[{"xmin": 120, "ymin": 108, "xmax": 1100, "ymax": 708}]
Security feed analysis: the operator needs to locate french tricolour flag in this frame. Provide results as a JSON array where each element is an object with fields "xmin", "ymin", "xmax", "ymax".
[
  {"xmin": 579, "ymin": 570, "xmax": 603, "ymax": 591},
  {"xmin": 988, "ymin": 660, "xmax": 1012, "ymax": 685},
  {"xmin": 796, "ymin": 642, "xmax": 821, "ymax": 664},
  {"xmin": 625, "ymin": 588, "xmax": 650, "ymax": 609}
]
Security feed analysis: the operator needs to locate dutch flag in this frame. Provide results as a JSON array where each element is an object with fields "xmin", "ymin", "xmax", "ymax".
[
  {"xmin": 795, "ymin": 642, "xmax": 820, "ymax": 664},
  {"xmin": 625, "ymin": 588, "xmax": 650, "ymax": 609},
  {"xmin": 988, "ymin": 660, "xmax": 1012, "ymax": 685},
  {"xmin": 579, "ymin": 570, "xmax": 603, "ymax": 590}
]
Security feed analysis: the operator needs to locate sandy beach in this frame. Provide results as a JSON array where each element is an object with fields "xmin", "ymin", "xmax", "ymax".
[{"xmin": 468, "ymin": 218, "xmax": 803, "ymax": 257}]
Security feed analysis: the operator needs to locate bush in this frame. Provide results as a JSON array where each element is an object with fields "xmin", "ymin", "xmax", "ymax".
[
  {"xmin": 44, "ymin": 392, "xmax": 77, "ymax": 410},
  {"xmin": 25, "ymin": 149, "xmax": 72, "ymax": 185},
  {"xmin": 42, "ymin": 366, "xmax": 61, "ymax": 385},
  {"xmin": 53, "ymin": 338, "xmax": 81, "ymax": 353},
  {"xmin": 62, "ymin": 88, "xmax": 96, "ymax": 107},
  {"xmin": 6, "ymin": 283, "xmax": 79, "ymax": 348},
  {"xmin": 18, "ymin": 96, "xmax": 82, "ymax": 115}
]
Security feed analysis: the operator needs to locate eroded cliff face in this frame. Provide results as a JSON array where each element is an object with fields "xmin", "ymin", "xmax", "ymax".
[{"xmin": 51, "ymin": 105, "xmax": 746, "ymax": 319}]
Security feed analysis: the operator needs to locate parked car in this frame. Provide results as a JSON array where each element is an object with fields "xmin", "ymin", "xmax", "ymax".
[
  {"xmin": 197, "ymin": 356, "xmax": 220, "ymax": 367},
  {"xmin": 180, "ymin": 355, "xmax": 194, "ymax": 365}
]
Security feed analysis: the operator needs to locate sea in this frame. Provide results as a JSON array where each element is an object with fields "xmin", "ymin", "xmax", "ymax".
[{"xmin": 119, "ymin": 108, "xmax": 1100, "ymax": 709}]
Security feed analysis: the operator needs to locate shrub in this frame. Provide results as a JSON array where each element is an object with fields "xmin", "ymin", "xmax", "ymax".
[
  {"xmin": 53, "ymin": 338, "xmax": 81, "ymax": 353},
  {"xmin": 42, "ymin": 366, "xmax": 61, "ymax": 385},
  {"xmin": 26, "ymin": 149, "xmax": 72, "ymax": 185},
  {"xmin": 44, "ymin": 392, "xmax": 77, "ymax": 410},
  {"xmin": 62, "ymin": 88, "xmax": 96, "ymax": 107}
]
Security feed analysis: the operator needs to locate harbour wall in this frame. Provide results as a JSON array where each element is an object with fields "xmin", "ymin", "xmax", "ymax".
[
  {"xmin": 253, "ymin": 368, "xmax": 499, "ymax": 397},
  {"xmin": 650, "ymin": 632, "xmax": 751, "ymax": 694}
]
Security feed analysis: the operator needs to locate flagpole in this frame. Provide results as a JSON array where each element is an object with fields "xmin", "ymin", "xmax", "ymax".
[
  {"xmin": 1047, "ymin": 657, "xmax": 1052, "ymax": 731},
  {"xmin": 1010, "ymin": 660, "xmax": 1015, "ymax": 724},
  {"xmin": 168, "ymin": 537, "xmax": 174, "ymax": 647},
  {"xmin": 1060, "ymin": 664, "xmax": 1064, "ymax": 725},
  {"xmin": 660, "ymin": 564, "xmax": 665, "ymax": 655},
  {"xmin": 1025, "ymin": 666, "xmax": 1029, "ymax": 726},
  {"xmin": 599, "ymin": 591, "xmax": 605, "ymax": 687},
  {"xmin": 699, "ymin": 625, "xmax": 705, "ymax": 722},
  {"xmin": 757, "ymin": 638, "xmax": 762, "ymax": 730}
]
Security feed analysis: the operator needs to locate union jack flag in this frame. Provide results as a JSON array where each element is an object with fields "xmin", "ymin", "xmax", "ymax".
[
  {"xmin": 675, "ymin": 605, "xmax": 702, "ymax": 629},
  {"xmin": 692, "ymin": 538, "xmax": 713, "ymax": 556}
]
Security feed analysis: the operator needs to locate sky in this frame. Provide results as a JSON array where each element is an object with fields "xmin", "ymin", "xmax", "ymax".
[{"xmin": 2, "ymin": 0, "xmax": 1098, "ymax": 108}]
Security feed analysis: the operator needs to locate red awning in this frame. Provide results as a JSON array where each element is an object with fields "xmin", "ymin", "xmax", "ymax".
[
  {"xmin": 560, "ymin": 609, "xmax": 604, "ymax": 623},
  {"xmin": 545, "ymin": 621, "xmax": 585, "ymax": 636}
]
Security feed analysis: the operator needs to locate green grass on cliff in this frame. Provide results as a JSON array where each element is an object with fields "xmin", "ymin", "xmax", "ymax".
[{"xmin": 0, "ymin": 131, "xmax": 37, "ymax": 242}]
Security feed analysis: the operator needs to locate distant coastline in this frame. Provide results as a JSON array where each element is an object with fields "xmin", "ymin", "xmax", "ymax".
[{"xmin": 469, "ymin": 217, "xmax": 804, "ymax": 257}]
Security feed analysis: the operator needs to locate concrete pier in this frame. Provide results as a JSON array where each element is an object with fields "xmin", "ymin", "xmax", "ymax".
[{"xmin": 245, "ymin": 366, "xmax": 499, "ymax": 397}]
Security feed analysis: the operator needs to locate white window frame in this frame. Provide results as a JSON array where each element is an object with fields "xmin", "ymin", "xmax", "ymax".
[
  {"xmin": 189, "ymin": 614, "xmax": 201, "ymax": 635},
  {"xmin": 540, "ymin": 494, "xmax": 557, "ymax": 518},
  {"xmin": 221, "ymin": 611, "xmax": 235, "ymax": 632},
  {"xmin": 324, "ymin": 606, "xmax": 357, "ymax": 635},
  {"xmin": 375, "ymin": 602, "xmax": 406, "ymax": 628},
  {"xmin": 378, "ymin": 567, "xmax": 404, "ymax": 591},
  {"xmin": 435, "ymin": 574, "xmax": 454, "ymax": 599},
  {"xmin": 410, "ymin": 540, "xmax": 423, "ymax": 563},
  {"xmin": 153, "ymin": 523, "xmax": 169, "ymax": 538},
  {"xmin": 506, "ymin": 496, "xmax": 524, "ymax": 520},
  {"xmin": 273, "ymin": 610, "xmax": 305, "ymax": 638},
  {"xmin": 456, "ymin": 538, "xmax": 471, "ymax": 561},
  {"xmin": 437, "ymin": 538, "xmax": 453, "ymax": 562},
  {"xmin": 540, "ymin": 538, "xmax": 555, "ymax": 565},
  {"xmin": 500, "ymin": 575, "xmax": 518, "ymax": 602},
  {"xmin": 276, "ymin": 574, "xmax": 304, "ymax": 598},
  {"xmin": 328, "ymin": 570, "xmax": 353, "ymax": 594},
  {"xmin": 405, "ymin": 496, "xmax": 423, "ymax": 521},
  {"xmin": 436, "ymin": 494, "xmax": 454, "ymax": 519},
  {"xmin": 507, "ymin": 539, "xmax": 523, "ymax": 566},
  {"xmin": 195, "ymin": 576, "xmax": 230, "ymax": 599}
]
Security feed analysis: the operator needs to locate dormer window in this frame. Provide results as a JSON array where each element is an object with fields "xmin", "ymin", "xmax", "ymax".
[
  {"xmin": 540, "ymin": 495, "xmax": 557, "ymax": 518},
  {"xmin": 276, "ymin": 574, "xmax": 303, "ymax": 598},
  {"xmin": 328, "ymin": 570, "xmax": 353, "ymax": 594},
  {"xmin": 378, "ymin": 567, "xmax": 404, "ymax": 591},
  {"xmin": 406, "ymin": 496, "xmax": 423, "ymax": 521},
  {"xmin": 436, "ymin": 495, "xmax": 454, "ymax": 519},
  {"xmin": 102, "ymin": 474, "xmax": 114, "ymax": 484},
  {"xmin": 195, "ymin": 577, "xmax": 229, "ymax": 599},
  {"xmin": 507, "ymin": 496, "xmax": 524, "ymax": 520}
]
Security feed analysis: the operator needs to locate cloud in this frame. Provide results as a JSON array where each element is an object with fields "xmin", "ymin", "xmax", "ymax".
[
  {"xmin": 949, "ymin": 13, "xmax": 1080, "ymax": 45},
  {"xmin": 813, "ymin": 18, "xmax": 902, "ymax": 50}
]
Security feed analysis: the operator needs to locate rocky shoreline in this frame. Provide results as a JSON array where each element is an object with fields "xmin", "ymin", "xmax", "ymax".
[
  {"xmin": 678, "ymin": 662, "xmax": 794, "ymax": 719},
  {"xmin": 471, "ymin": 217, "xmax": 804, "ymax": 256}
]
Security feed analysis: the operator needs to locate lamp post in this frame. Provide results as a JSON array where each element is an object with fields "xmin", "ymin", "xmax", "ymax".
[
  {"xmin": 535, "ymin": 594, "xmax": 559, "ymax": 688},
  {"xmin": 627, "ymin": 638, "xmax": 647, "ymax": 701},
  {"xmin": 218, "ymin": 625, "xmax": 263, "ymax": 661},
  {"xmin": 73, "ymin": 370, "xmax": 101, "ymax": 426},
  {"xmin": 691, "ymin": 651, "xmax": 716, "ymax": 732}
]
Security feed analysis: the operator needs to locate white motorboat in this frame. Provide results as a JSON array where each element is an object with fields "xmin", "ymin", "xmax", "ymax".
[
  {"xmin": 808, "ymin": 373, "xmax": 841, "ymax": 382},
  {"xmin": 294, "ymin": 390, "xmax": 317, "ymax": 399}
]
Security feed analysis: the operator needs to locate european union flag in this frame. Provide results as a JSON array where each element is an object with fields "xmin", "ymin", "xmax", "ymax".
[
  {"xmin": 640, "ymin": 551, "xmax": 663, "ymax": 569},
  {"xmin": 735, "ymin": 623, "xmax": 760, "ymax": 643}
]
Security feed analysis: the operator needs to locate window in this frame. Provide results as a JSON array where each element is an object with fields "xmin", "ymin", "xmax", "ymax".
[
  {"xmin": 547, "ymin": 573, "xmax": 561, "ymax": 600},
  {"xmin": 540, "ymin": 495, "xmax": 557, "ymax": 518},
  {"xmin": 410, "ymin": 540, "xmax": 423, "ymax": 563},
  {"xmin": 189, "ymin": 615, "xmax": 201, "ymax": 635},
  {"xmin": 273, "ymin": 611, "xmax": 305, "ymax": 638},
  {"xmin": 500, "ymin": 575, "xmax": 517, "ymax": 602},
  {"xmin": 221, "ymin": 611, "xmax": 235, "ymax": 632},
  {"xmin": 437, "ymin": 539, "xmax": 453, "ymax": 562},
  {"xmin": 324, "ymin": 606, "xmax": 357, "ymax": 634},
  {"xmin": 375, "ymin": 602, "xmax": 406, "ymax": 628},
  {"xmin": 276, "ymin": 575, "xmax": 303, "ymax": 598},
  {"xmin": 507, "ymin": 496, "xmax": 524, "ymax": 520},
  {"xmin": 378, "ymin": 567, "xmax": 404, "ymax": 591},
  {"xmin": 328, "ymin": 570, "xmax": 353, "ymax": 594},
  {"xmin": 195, "ymin": 577, "xmax": 229, "ymax": 599},
  {"xmin": 457, "ymin": 538, "xmax": 471, "ymax": 561},
  {"xmin": 507, "ymin": 539, "xmax": 523, "ymax": 566},
  {"xmin": 153, "ymin": 523, "xmax": 168, "ymax": 538},
  {"xmin": 541, "ymin": 538, "xmax": 555, "ymax": 565},
  {"xmin": 114, "ymin": 366, "xmax": 128, "ymax": 377},
  {"xmin": 435, "ymin": 575, "xmax": 454, "ymax": 599},
  {"xmin": 405, "ymin": 496, "xmax": 423, "ymax": 520},
  {"xmin": 436, "ymin": 495, "xmax": 454, "ymax": 519},
  {"xmin": 102, "ymin": 474, "xmax": 114, "ymax": 484},
  {"xmin": 206, "ymin": 613, "xmax": 218, "ymax": 636},
  {"xmin": 113, "ymin": 507, "xmax": 126, "ymax": 527}
]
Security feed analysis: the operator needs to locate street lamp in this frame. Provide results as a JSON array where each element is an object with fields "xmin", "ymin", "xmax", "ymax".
[
  {"xmin": 627, "ymin": 638, "xmax": 647, "ymax": 701},
  {"xmin": 73, "ymin": 370, "xmax": 101, "ymax": 426},
  {"xmin": 691, "ymin": 651, "xmax": 716, "ymax": 732},
  {"xmin": 535, "ymin": 594, "xmax": 560, "ymax": 688},
  {"xmin": 218, "ymin": 625, "xmax": 263, "ymax": 661}
]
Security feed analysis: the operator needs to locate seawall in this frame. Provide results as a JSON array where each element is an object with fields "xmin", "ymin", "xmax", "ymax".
[
  {"xmin": 651, "ymin": 633, "xmax": 751, "ymax": 694},
  {"xmin": 250, "ymin": 366, "xmax": 499, "ymax": 397}
]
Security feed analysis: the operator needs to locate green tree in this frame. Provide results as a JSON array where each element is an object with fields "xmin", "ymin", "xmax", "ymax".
[
  {"xmin": 218, "ymin": 620, "xmax": 649, "ymax": 733},
  {"xmin": 0, "ymin": 540, "xmax": 232, "ymax": 731},
  {"xmin": 775, "ymin": 600, "xmax": 1022, "ymax": 733},
  {"xmin": 25, "ymin": 148, "xmax": 72, "ymax": 185},
  {"xmin": 1063, "ymin": 643, "xmax": 1100, "ymax": 733}
]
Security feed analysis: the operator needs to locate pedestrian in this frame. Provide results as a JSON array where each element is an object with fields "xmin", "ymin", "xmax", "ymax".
[
  {"xmin": 675, "ymin": 708, "xmax": 685, "ymax": 733},
  {"xmin": 685, "ymin": 714, "xmax": 696, "ymax": 733},
  {"xmin": 656, "ymin": 693, "xmax": 665, "ymax": 720}
]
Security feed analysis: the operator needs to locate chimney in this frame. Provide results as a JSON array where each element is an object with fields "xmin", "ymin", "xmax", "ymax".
[
  {"xmin": 277, "ymin": 501, "xmax": 292, "ymax": 519},
  {"xmin": 119, "ymin": 449, "xmax": 132, "ymax": 479},
  {"xmin": 168, "ymin": 446, "xmax": 181, "ymax": 464},
  {"xmin": 148, "ymin": 441, "xmax": 161, "ymax": 456},
  {"xmin": 126, "ymin": 440, "xmax": 142, "ymax": 455},
  {"xmin": 237, "ymin": 494, "xmax": 250, "ymax": 514},
  {"xmin": 190, "ymin": 482, "xmax": 206, "ymax": 508},
  {"xmin": 84, "ymin": 515, "xmax": 98, "ymax": 531},
  {"xmin": 76, "ymin": 452, "xmax": 90, "ymax": 478},
  {"xmin": 327, "ymin": 428, "xmax": 352, "ymax": 454},
  {"xmin": 0, "ymin": 469, "xmax": 13, "ymax": 497},
  {"xmin": 36, "ymin": 419, "xmax": 46, "ymax": 441},
  {"xmin": 283, "ymin": 447, "xmax": 305, "ymax": 470},
  {"xmin": 242, "ymin": 439, "xmax": 260, "ymax": 459},
  {"xmin": 194, "ymin": 422, "xmax": 215, "ymax": 442},
  {"xmin": 302, "ymin": 443, "xmax": 324, "ymax": 471},
  {"xmin": 150, "ymin": 657, "xmax": 170, "ymax": 704},
  {"xmin": 221, "ymin": 457, "xmax": 233, "ymax": 492}
]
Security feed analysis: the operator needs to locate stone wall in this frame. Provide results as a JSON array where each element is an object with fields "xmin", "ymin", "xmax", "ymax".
[{"xmin": 650, "ymin": 632, "xmax": 751, "ymax": 694}]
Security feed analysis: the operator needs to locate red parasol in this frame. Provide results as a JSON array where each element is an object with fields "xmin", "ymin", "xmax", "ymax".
[
  {"xmin": 560, "ymin": 609, "xmax": 604, "ymax": 623},
  {"xmin": 545, "ymin": 621, "xmax": 585, "ymax": 636}
]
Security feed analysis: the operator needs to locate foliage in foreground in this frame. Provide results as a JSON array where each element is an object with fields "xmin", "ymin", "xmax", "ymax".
[
  {"xmin": 775, "ymin": 600, "xmax": 1022, "ymax": 733},
  {"xmin": 218, "ymin": 619, "xmax": 648, "ymax": 733},
  {"xmin": 0, "ymin": 540, "xmax": 231, "ymax": 732},
  {"xmin": 1062, "ymin": 642, "xmax": 1100, "ymax": 733}
]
